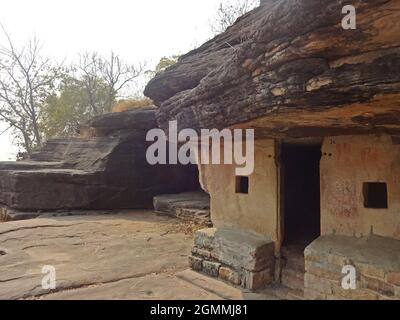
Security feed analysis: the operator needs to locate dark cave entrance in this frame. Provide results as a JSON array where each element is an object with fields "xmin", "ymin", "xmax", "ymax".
[{"xmin": 281, "ymin": 143, "xmax": 321, "ymax": 247}]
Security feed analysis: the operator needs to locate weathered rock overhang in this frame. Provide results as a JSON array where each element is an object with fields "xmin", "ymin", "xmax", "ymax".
[{"xmin": 144, "ymin": 0, "xmax": 400, "ymax": 138}]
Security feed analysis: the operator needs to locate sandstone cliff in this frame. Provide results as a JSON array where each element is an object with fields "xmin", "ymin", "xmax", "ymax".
[{"xmin": 144, "ymin": 0, "xmax": 400, "ymax": 138}]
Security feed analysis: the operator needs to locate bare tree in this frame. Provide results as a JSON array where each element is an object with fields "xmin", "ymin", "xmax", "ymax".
[
  {"xmin": 76, "ymin": 52, "xmax": 143, "ymax": 115},
  {"xmin": 0, "ymin": 25, "xmax": 60, "ymax": 155},
  {"xmin": 75, "ymin": 53, "xmax": 105, "ymax": 116},
  {"xmin": 211, "ymin": 0, "xmax": 259, "ymax": 35}
]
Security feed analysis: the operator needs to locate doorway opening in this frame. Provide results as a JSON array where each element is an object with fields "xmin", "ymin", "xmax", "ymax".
[
  {"xmin": 279, "ymin": 142, "xmax": 322, "ymax": 292},
  {"xmin": 281, "ymin": 143, "xmax": 321, "ymax": 246}
]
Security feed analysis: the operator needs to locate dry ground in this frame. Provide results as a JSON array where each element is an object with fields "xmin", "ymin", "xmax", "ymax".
[{"xmin": 0, "ymin": 211, "xmax": 285, "ymax": 300}]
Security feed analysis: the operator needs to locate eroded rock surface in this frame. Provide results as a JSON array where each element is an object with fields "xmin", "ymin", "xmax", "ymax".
[
  {"xmin": 145, "ymin": 0, "xmax": 400, "ymax": 138},
  {"xmin": 0, "ymin": 212, "xmax": 301, "ymax": 300},
  {"xmin": 0, "ymin": 212, "xmax": 197, "ymax": 299},
  {"xmin": 0, "ymin": 107, "xmax": 199, "ymax": 214}
]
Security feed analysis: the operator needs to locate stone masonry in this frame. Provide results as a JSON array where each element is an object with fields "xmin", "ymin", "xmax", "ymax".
[
  {"xmin": 189, "ymin": 227, "xmax": 275, "ymax": 290},
  {"xmin": 153, "ymin": 192, "xmax": 211, "ymax": 225},
  {"xmin": 304, "ymin": 235, "xmax": 400, "ymax": 300}
]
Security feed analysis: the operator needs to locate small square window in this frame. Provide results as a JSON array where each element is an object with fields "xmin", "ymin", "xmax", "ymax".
[
  {"xmin": 236, "ymin": 176, "xmax": 249, "ymax": 194},
  {"xmin": 363, "ymin": 182, "xmax": 388, "ymax": 209}
]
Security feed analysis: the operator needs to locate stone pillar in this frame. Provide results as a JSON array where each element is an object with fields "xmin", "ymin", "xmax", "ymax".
[{"xmin": 189, "ymin": 227, "xmax": 275, "ymax": 290}]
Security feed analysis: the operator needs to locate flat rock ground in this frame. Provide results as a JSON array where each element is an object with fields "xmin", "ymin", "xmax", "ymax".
[{"xmin": 0, "ymin": 211, "xmax": 283, "ymax": 300}]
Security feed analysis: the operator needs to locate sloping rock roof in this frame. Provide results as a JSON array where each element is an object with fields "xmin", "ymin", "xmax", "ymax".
[{"xmin": 145, "ymin": 0, "xmax": 400, "ymax": 138}]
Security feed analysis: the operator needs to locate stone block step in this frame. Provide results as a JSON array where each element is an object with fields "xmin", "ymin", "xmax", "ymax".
[
  {"xmin": 281, "ymin": 246, "xmax": 305, "ymax": 272},
  {"xmin": 284, "ymin": 257, "xmax": 305, "ymax": 273},
  {"xmin": 154, "ymin": 192, "xmax": 211, "ymax": 225},
  {"xmin": 177, "ymin": 270, "xmax": 303, "ymax": 300},
  {"xmin": 281, "ymin": 268, "xmax": 305, "ymax": 292},
  {"xmin": 260, "ymin": 285, "xmax": 304, "ymax": 300}
]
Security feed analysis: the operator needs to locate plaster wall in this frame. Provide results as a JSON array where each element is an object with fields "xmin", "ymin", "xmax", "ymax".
[
  {"xmin": 321, "ymin": 135, "xmax": 400, "ymax": 240},
  {"xmin": 197, "ymin": 139, "xmax": 278, "ymax": 240}
]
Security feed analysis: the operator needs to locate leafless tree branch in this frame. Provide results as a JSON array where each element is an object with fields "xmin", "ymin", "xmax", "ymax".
[{"xmin": 0, "ymin": 24, "xmax": 60, "ymax": 154}]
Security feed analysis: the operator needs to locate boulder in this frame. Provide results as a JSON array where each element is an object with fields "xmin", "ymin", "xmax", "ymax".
[{"xmin": 0, "ymin": 107, "xmax": 199, "ymax": 215}]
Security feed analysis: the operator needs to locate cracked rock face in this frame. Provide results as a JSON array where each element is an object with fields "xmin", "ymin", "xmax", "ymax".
[{"xmin": 144, "ymin": 0, "xmax": 400, "ymax": 138}]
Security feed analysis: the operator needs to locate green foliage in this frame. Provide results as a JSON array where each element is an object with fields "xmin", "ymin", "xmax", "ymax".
[
  {"xmin": 146, "ymin": 55, "xmax": 179, "ymax": 79},
  {"xmin": 155, "ymin": 56, "xmax": 179, "ymax": 73},
  {"xmin": 41, "ymin": 76, "xmax": 109, "ymax": 138},
  {"xmin": 40, "ymin": 51, "xmax": 142, "ymax": 140}
]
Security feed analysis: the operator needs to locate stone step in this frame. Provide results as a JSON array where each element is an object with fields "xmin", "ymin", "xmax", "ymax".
[
  {"xmin": 281, "ymin": 268, "xmax": 305, "ymax": 292},
  {"xmin": 153, "ymin": 192, "xmax": 211, "ymax": 225},
  {"xmin": 281, "ymin": 247, "xmax": 305, "ymax": 273},
  {"xmin": 283, "ymin": 256, "xmax": 305, "ymax": 273},
  {"xmin": 177, "ymin": 269, "xmax": 302, "ymax": 300},
  {"xmin": 176, "ymin": 269, "xmax": 244, "ymax": 300},
  {"xmin": 285, "ymin": 287, "xmax": 305, "ymax": 300},
  {"xmin": 261, "ymin": 285, "xmax": 304, "ymax": 300}
]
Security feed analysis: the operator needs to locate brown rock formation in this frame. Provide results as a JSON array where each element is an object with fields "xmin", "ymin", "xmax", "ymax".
[
  {"xmin": 144, "ymin": 0, "xmax": 400, "ymax": 138},
  {"xmin": 0, "ymin": 107, "xmax": 199, "ymax": 214}
]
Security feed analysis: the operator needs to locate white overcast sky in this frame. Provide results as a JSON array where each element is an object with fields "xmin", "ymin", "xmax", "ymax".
[{"xmin": 0, "ymin": 0, "xmax": 224, "ymax": 160}]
